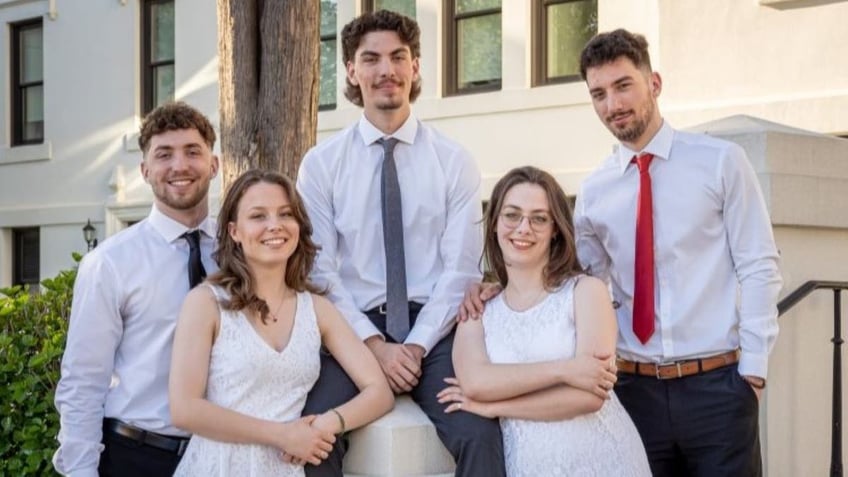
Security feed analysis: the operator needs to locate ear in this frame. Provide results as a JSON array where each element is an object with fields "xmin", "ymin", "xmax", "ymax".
[
  {"xmin": 650, "ymin": 71, "xmax": 662, "ymax": 98},
  {"xmin": 228, "ymin": 221, "xmax": 239, "ymax": 243},
  {"xmin": 140, "ymin": 160, "xmax": 150, "ymax": 183},
  {"xmin": 210, "ymin": 154, "xmax": 220, "ymax": 178},
  {"xmin": 346, "ymin": 61, "xmax": 359, "ymax": 86},
  {"xmin": 411, "ymin": 56, "xmax": 421, "ymax": 82}
]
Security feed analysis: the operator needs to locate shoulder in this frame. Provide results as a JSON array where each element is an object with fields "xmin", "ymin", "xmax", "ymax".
[
  {"xmin": 77, "ymin": 221, "xmax": 150, "ymax": 276},
  {"xmin": 302, "ymin": 124, "xmax": 359, "ymax": 166},
  {"xmin": 310, "ymin": 293, "xmax": 341, "ymax": 320},
  {"xmin": 417, "ymin": 122, "xmax": 475, "ymax": 163},
  {"xmin": 672, "ymin": 129, "xmax": 745, "ymax": 159},
  {"xmin": 572, "ymin": 275, "xmax": 610, "ymax": 302},
  {"xmin": 580, "ymin": 154, "xmax": 622, "ymax": 195}
]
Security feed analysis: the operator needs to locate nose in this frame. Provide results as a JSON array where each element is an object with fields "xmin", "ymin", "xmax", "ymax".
[
  {"xmin": 606, "ymin": 91, "xmax": 623, "ymax": 113},
  {"xmin": 171, "ymin": 151, "xmax": 190, "ymax": 171},
  {"xmin": 377, "ymin": 56, "xmax": 393, "ymax": 77},
  {"xmin": 514, "ymin": 216, "xmax": 533, "ymax": 233}
]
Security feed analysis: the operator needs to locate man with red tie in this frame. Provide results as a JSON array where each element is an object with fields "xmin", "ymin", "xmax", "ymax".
[{"xmin": 574, "ymin": 29, "xmax": 782, "ymax": 476}]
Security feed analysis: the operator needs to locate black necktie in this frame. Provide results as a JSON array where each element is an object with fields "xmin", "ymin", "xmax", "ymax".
[
  {"xmin": 182, "ymin": 230, "xmax": 206, "ymax": 289},
  {"xmin": 379, "ymin": 138, "xmax": 410, "ymax": 342}
]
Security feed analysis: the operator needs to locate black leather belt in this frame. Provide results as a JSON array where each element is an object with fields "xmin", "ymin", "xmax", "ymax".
[
  {"xmin": 366, "ymin": 301, "xmax": 424, "ymax": 316},
  {"xmin": 103, "ymin": 418, "xmax": 190, "ymax": 456}
]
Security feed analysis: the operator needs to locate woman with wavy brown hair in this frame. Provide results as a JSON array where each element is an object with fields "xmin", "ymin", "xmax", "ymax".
[
  {"xmin": 169, "ymin": 170, "xmax": 392, "ymax": 476},
  {"xmin": 439, "ymin": 166, "xmax": 649, "ymax": 476}
]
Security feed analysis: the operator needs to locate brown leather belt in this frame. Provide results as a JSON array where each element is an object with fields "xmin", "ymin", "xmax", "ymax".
[
  {"xmin": 103, "ymin": 418, "xmax": 190, "ymax": 456},
  {"xmin": 616, "ymin": 349, "xmax": 740, "ymax": 380}
]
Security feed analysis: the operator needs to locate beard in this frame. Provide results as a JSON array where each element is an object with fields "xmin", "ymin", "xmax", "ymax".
[
  {"xmin": 152, "ymin": 179, "xmax": 210, "ymax": 211},
  {"xmin": 606, "ymin": 99, "xmax": 656, "ymax": 144}
]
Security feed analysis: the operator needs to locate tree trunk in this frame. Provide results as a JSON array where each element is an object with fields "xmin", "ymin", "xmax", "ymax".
[{"xmin": 217, "ymin": 0, "xmax": 320, "ymax": 190}]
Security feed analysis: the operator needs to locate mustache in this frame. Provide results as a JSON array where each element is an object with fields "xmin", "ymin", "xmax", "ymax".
[
  {"xmin": 373, "ymin": 79, "xmax": 402, "ymax": 89},
  {"xmin": 606, "ymin": 111, "xmax": 633, "ymax": 123}
]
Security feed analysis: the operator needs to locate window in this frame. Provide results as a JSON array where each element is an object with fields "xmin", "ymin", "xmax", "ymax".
[
  {"xmin": 533, "ymin": 0, "xmax": 597, "ymax": 86},
  {"xmin": 142, "ymin": 0, "xmax": 175, "ymax": 114},
  {"xmin": 444, "ymin": 0, "xmax": 502, "ymax": 96},
  {"xmin": 363, "ymin": 0, "xmax": 417, "ymax": 18},
  {"xmin": 12, "ymin": 228, "xmax": 39, "ymax": 290},
  {"xmin": 11, "ymin": 19, "xmax": 44, "ymax": 145},
  {"xmin": 319, "ymin": 0, "xmax": 337, "ymax": 110}
]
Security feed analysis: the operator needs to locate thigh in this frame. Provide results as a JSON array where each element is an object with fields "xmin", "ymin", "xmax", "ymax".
[
  {"xmin": 303, "ymin": 349, "xmax": 360, "ymax": 415},
  {"xmin": 670, "ymin": 366, "xmax": 761, "ymax": 477},
  {"xmin": 615, "ymin": 373, "xmax": 685, "ymax": 477},
  {"xmin": 98, "ymin": 431, "xmax": 181, "ymax": 477}
]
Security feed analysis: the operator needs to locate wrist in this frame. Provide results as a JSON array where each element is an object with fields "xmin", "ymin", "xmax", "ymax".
[
  {"xmin": 365, "ymin": 335, "xmax": 386, "ymax": 353},
  {"xmin": 743, "ymin": 375, "xmax": 766, "ymax": 389}
]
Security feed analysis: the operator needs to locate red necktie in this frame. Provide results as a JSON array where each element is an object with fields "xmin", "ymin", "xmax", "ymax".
[{"xmin": 633, "ymin": 153, "xmax": 655, "ymax": 344}]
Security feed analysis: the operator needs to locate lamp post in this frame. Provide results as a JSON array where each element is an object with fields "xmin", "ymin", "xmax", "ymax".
[{"xmin": 83, "ymin": 219, "xmax": 98, "ymax": 251}]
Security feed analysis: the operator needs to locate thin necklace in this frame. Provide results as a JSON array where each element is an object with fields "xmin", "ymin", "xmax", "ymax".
[
  {"xmin": 503, "ymin": 285, "xmax": 547, "ymax": 312},
  {"xmin": 267, "ymin": 286, "xmax": 293, "ymax": 323}
]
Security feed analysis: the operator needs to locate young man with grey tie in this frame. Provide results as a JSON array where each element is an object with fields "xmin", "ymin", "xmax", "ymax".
[
  {"xmin": 296, "ymin": 10, "xmax": 505, "ymax": 477},
  {"xmin": 53, "ymin": 102, "xmax": 219, "ymax": 476}
]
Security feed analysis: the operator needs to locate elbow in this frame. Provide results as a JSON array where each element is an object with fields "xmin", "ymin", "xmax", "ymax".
[
  {"xmin": 582, "ymin": 394, "xmax": 605, "ymax": 414},
  {"xmin": 460, "ymin": 378, "xmax": 491, "ymax": 401},
  {"xmin": 169, "ymin": 398, "xmax": 193, "ymax": 431}
]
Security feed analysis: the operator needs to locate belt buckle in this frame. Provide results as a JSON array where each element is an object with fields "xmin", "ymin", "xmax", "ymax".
[
  {"xmin": 656, "ymin": 362, "xmax": 683, "ymax": 380},
  {"xmin": 177, "ymin": 438, "xmax": 189, "ymax": 456},
  {"xmin": 378, "ymin": 304, "xmax": 387, "ymax": 315}
]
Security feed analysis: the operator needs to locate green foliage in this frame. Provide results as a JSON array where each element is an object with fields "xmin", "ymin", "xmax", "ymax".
[{"xmin": 0, "ymin": 253, "xmax": 80, "ymax": 476}]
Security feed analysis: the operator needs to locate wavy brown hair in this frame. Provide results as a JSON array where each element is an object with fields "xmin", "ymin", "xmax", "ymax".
[
  {"xmin": 483, "ymin": 166, "xmax": 583, "ymax": 290},
  {"xmin": 341, "ymin": 9, "xmax": 422, "ymax": 107},
  {"xmin": 579, "ymin": 28, "xmax": 652, "ymax": 80},
  {"xmin": 209, "ymin": 169, "xmax": 323, "ymax": 323},
  {"xmin": 138, "ymin": 101, "xmax": 216, "ymax": 154}
]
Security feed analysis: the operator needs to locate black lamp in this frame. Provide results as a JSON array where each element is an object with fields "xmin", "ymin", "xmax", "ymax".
[{"xmin": 83, "ymin": 219, "xmax": 98, "ymax": 251}]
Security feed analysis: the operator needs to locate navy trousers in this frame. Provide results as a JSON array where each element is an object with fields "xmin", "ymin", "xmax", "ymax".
[
  {"xmin": 303, "ymin": 307, "xmax": 506, "ymax": 477},
  {"xmin": 615, "ymin": 365, "xmax": 762, "ymax": 477}
]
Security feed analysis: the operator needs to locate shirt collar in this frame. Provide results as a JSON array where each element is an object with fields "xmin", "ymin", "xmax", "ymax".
[
  {"xmin": 147, "ymin": 203, "xmax": 216, "ymax": 244},
  {"xmin": 357, "ymin": 113, "xmax": 418, "ymax": 147},
  {"xmin": 616, "ymin": 119, "xmax": 674, "ymax": 175}
]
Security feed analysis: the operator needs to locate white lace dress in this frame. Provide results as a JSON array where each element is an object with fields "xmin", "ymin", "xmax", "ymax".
[
  {"xmin": 173, "ymin": 286, "xmax": 322, "ymax": 477},
  {"xmin": 482, "ymin": 277, "xmax": 651, "ymax": 477}
]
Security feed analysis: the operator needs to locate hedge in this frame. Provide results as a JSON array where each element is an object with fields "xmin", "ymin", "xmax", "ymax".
[{"xmin": 0, "ymin": 254, "xmax": 79, "ymax": 476}]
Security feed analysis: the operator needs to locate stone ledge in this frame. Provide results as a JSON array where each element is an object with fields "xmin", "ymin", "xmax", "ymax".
[{"xmin": 343, "ymin": 395, "xmax": 455, "ymax": 477}]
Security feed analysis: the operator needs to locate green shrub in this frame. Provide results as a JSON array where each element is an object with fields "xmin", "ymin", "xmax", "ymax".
[{"xmin": 0, "ymin": 254, "xmax": 79, "ymax": 476}]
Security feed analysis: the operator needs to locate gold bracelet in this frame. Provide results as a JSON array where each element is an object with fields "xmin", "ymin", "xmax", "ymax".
[{"xmin": 329, "ymin": 408, "xmax": 346, "ymax": 435}]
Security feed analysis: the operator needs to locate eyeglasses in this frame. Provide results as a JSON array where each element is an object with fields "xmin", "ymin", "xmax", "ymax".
[{"xmin": 499, "ymin": 211, "xmax": 552, "ymax": 230}]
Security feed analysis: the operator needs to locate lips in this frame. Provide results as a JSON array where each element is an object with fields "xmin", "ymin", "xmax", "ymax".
[
  {"xmin": 509, "ymin": 239, "xmax": 535, "ymax": 250},
  {"xmin": 261, "ymin": 237, "xmax": 288, "ymax": 247}
]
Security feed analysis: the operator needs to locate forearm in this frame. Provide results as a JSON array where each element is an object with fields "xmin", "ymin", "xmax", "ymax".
[
  {"xmin": 170, "ymin": 397, "xmax": 281, "ymax": 447},
  {"xmin": 485, "ymin": 385, "xmax": 603, "ymax": 421},
  {"xmin": 317, "ymin": 382, "xmax": 393, "ymax": 433},
  {"xmin": 459, "ymin": 360, "xmax": 566, "ymax": 402}
]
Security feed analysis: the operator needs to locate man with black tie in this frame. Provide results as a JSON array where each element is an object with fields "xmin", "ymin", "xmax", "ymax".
[
  {"xmin": 296, "ymin": 10, "xmax": 505, "ymax": 477},
  {"xmin": 53, "ymin": 102, "xmax": 219, "ymax": 476}
]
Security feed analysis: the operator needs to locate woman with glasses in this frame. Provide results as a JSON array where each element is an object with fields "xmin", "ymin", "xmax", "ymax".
[{"xmin": 438, "ymin": 166, "xmax": 649, "ymax": 476}]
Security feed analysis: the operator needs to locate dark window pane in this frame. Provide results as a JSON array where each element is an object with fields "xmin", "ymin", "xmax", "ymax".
[
  {"xmin": 319, "ymin": 39, "xmax": 337, "ymax": 107},
  {"xmin": 23, "ymin": 85, "xmax": 44, "ymax": 142},
  {"xmin": 456, "ymin": 0, "xmax": 501, "ymax": 14},
  {"xmin": 374, "ymin": 0, "xmax": 416, "ymax": 17},
  {"xmin": 20, "ymin": 26, "xmax": 43, "ymax": 83},
  {"xmin": 547, "ymin": 0, "xmax": 597, "ymax": 79},
  {"xmin": 151, "ymin": 1, "xmax": 175, "ymax": 62},
  {"xmin": 457, "ymin": 13, "xmax": 501, "ymax": 89},
  {"xmin": 13, "ymin": 228, "xmax": 39, "ymax": 287},
  {"xmin": 320, "ymin": 0, "xmax": 337, "ymax": 37},
  {"xmin": 153, "ymin": 64, "xmax": 175, "ymax": 108}
]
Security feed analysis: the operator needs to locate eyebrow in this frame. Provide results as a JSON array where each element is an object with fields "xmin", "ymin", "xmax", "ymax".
[
  {"xmin": 502, "ymin": 204, "xmax": 551, "ymax": 214},
  {"xmin": 589, "ymin": 74, "xmax": 634, "ymax": 94},
  {"xmin": 359, "ymin": 47, "xmax": 410, "ymax": 57}
]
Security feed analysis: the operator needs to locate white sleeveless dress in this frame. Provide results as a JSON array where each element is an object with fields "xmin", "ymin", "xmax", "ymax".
[
  {"xmin": 482, "ymin": 277, "xmax": 651, "ymax": 477},
  {"xmin": 173, "ymin": 285, "xmax": 321, "ymax": 477}
]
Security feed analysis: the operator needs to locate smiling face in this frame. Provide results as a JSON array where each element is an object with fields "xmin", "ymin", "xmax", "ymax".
[
  {"xmin": 497, "ymin": 182, "xmax": 555, "ymax": 273},
  {"xmin": 586, "ymin": 56, "xmax": 663, "ymax": 151},
  {"xmin": 346, "ymin": 30, "xmax": 420, "ymax": 117},
  {"xmin": 228, "ymin": 181, "xmax": 300, "ymax": 269},
  {"xmin": 141, "ymin": 128, "xmax": 218, "ymax": 225}
]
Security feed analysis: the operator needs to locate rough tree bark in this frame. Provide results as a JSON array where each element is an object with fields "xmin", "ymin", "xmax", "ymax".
[{"xmin": 217, "ymin": 0, "xmax": 320, "ymax": 190}]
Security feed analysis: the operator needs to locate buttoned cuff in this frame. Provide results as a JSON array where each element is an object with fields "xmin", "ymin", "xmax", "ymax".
[
  {"xmin": 404, "ymin": 324, "xmax": 440, "ymax": 357},
  {"xmin": 350, "ymin": 312, "xmax": 383, "ymax": 342},
  {"xmin": 738, "ymin": 350, "xmax": 769, "ymax": 379}
]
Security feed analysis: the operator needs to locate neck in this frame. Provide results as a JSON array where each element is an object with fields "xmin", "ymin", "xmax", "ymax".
[
  {"xmin": 504, "ymin": 264, "xmax": 547, "ymax": 296},
  {"xmin": 363, "ymin": 105, "xmax": 411, "ymax": 135},
  {"xmin": 251, "ymin": 263, "xmax": 290, "ymax": 301},
  {"xmin": 157, "ymin": 201, "xmax": 209, "ymax": 229}
]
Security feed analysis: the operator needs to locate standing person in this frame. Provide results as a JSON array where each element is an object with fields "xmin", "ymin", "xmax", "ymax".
[
  {"xmin": 296, "ymin": 10, "xmax": 505, "ymax": 477},
  {"xmin": 574, "ymin": 29, "xmax": 782, "ymax": 476},
  {"xmin": 168, "ymin": 170, "xmax": 392, "ymax": 476},
  {"xmin": 439, "ymin": 166, "xmax": 650, "ymax": 477},
  {"xmin": 53, "ymin": 102, "xmax": 220, "ymax": 476}
]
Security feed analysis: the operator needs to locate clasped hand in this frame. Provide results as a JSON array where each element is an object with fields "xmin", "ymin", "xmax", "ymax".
[
  {"xmin": 366, "ymin": 337, "xmax": 424, "ymax": 394},
  {"xmin": 279, "ymin": 414, "xmax": 336, "ymax": 466}
]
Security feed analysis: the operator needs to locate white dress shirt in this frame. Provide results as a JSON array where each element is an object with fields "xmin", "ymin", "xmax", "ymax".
[
  {"xmin": 574, "ymin": 120, "xmax": 782, "ymax": 379},
  {"xmin": 297, "ymin": 114, "xmax": 483, "ymax": 354},
  {"xmin": 53, "ymin": 204, "xmax": 217, "ymax": 477}
]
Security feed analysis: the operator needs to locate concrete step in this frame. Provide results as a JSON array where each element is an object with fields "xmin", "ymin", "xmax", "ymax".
[{"xmin": 343, "ymin": 395, "xmax": 456, "ymax": 477}]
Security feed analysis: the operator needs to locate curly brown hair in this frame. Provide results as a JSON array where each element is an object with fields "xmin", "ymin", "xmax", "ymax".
[
  {"xmin": 208, "ymin": 169, "xmax": 324, "ymax": 324},
  {"xmin": 138, "ymin": 101, "xmax": 216, "ymax": 154},
  {"xmin": 482, "ymin": 166, "xmax": 583, "ymax": 290},
  {"xmin": 341, "ymin": 9, "xmax": 422, "ymax": 107},
  {"xmin": 579, "ymin": 28, "xmax": 652, "ymax": 80}
]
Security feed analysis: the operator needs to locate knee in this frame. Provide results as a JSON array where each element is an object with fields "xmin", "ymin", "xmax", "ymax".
[{"xmin": 444, "ymin": 415, "xmax": 502, "ymax": 452}]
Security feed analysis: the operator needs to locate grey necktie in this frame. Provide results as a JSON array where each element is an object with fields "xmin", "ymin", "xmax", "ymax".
[{"xmin": 379, "ymin": 138, "xmax": 410, "ymax": 342}]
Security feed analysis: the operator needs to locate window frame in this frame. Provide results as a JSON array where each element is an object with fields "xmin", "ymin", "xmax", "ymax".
[
  {"xmin": 10, "ymin": 18, "xmax": 44, "ymax": 146},
  {"xmin": 12, "ymin": 227, "xmax": 39, "ymax": 289},
  {"xmin": 319, "ymin": 1, "xmax": 337, "ymax": 111},
  {"xmin": 361, "ymin": 0, "xmax": 417, "ymax": 17},
  {"xmin": 141, "ymin": 0, "xmax": 175, "ymax": 115},
  {"xmin": 443, "ymin": 0, "xmax": 502, "ymax": 96},
  {"xmin": 532, "ymin": 0, "xmax": 597, "ymax": 86}
]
